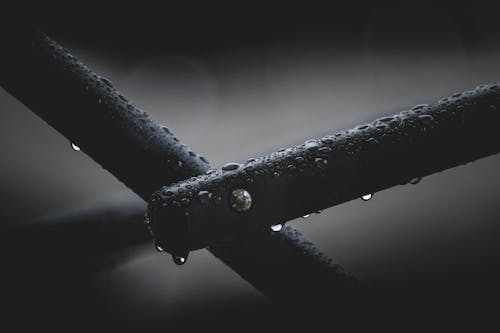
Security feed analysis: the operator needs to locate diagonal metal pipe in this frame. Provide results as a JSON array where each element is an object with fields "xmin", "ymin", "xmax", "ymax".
[{"xmin": 0, "ymin": 29, "xmax": 356, "ymax": 301}]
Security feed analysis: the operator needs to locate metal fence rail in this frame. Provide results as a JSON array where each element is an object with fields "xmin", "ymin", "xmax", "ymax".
[
  {"xmin": 148, "ymin": 83, "xmax": 500, "ymax": 255},
  {"xmin": 2, "ymin": 29, "xmax": 499, "ymax": 306},
  {"xmin": 0, "ymin": 29, "xmax": 355, "ymax": 302}
]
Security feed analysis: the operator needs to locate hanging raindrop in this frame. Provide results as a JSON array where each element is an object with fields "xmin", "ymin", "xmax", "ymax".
[
  {"xmin": 172, "ymin": 255, "xmax": 187, "ymax": 265},
  {"xmin": 361, "ymin": 194, "xmax": 373, "ymax": 201},
  {"xmin": 71, "ymin": 143, "xmax": 81, "ymax": 151},
  {"xmin": 270, "ymin": 224, "xmax": 283, "ymax": 232},
  {"xmin": 409, "ymin": 177, "xmax": 422, "ymax": 185}
]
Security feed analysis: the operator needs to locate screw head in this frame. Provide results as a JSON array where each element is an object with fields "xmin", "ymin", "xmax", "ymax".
[{"xmin": 230, "ymin": 188, "xmax": 252, "ymax": 212}]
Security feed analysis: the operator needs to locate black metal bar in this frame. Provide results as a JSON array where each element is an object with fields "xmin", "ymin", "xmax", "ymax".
[
  {"xmin": 147, "ymin": 83, "xmax": 500, "ymax": 254},
  {"xmin": 0, "ymin": 30, "xmax": 355, "ymax": 301},
  {"xmin": 5, "ymin": 198, "xmax": 356, "ymax": 300},
  {"xmin": 209, "ymin": 225, "xmax": 357, "ymax": 301},
  {"xmin": 2, "ymin": 31, "xmax": 208, "ymax": 200}
]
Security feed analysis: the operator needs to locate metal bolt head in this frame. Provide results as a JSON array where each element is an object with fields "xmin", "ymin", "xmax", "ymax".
[{"xmin": 230, "ymin": 188, "xmax": 252, "ymax": 212}]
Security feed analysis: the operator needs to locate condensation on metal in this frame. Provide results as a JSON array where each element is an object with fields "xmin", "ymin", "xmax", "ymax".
[{"xmin": 147, "ymin": 83, "xmax": 500, "ymax": 252}]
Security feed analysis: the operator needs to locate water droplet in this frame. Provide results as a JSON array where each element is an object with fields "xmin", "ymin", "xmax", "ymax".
[
  {"xmin": 418, "ymin": 114, "xmax": 434, "ymax": 125},
  {"xmin": 305, "ymin": 139, "xmax": 319, "ymax": 150},
  {"xmin": 320, "ymin": 137, "xmax": 334, "ymax": 144},
  {"xmin": 278, "ymin": 147, "xmax": 286, "ymax": 152},
  {"xmin": 98, "ymin": 98, "xmax": 102, "ymax": 104},
  {"xmin": 295, "ymin": 157, "xmax": 304, "ymax": 163},
  {"xmin": 412, "ymin": 104, "xmax": 428, "ymax": 110},
  {"xmin": 222, "ymin": 162, "xmax": 241, "ymax": 171},
  {"xmin": 379, "ymin": 117, "xmax": 393, "ymax": 123},
  {"xmin": 366, "ymin": 137, "xmax": 379, "ymax": 145},
  {"xmin": 302, "ymin": 214, "xmax": 310, "ymax": 219},
  {"xmin": 273, "ymin": 172, "xmax": 280, "ymax": 177},
  {"xmin": 361, "ymin": 194, "xmax": 373, "ymax": 201},
  {"xmin": 315, "ymin": 210, "xmax": 322, "ymax": 214},
  {"xmin": 319, "ymin": 147, "xmax": 331, "ymax": 154},
  {"xmin": 314, "ymin": 158, "xmax": 328, "ymax": 169},
  {"xmin": 213, "ymin": 195, "xmax": 223, "ymax": 205},
  {"xmin": 155, "ymin": 242, "xmax": 165, "ymax": 252},
  {"xmin": 409, "ymin": 177, "xmax": 422, "ymax": 185},
  {"xmin": 206, "ymin": 169, "xmax": 217, "ymax": 175},
  {"xmin": 270, "ymin": 224, "xmax": 283, "ymax": 232},
  {"xmin": 162, "ymin": 189, "xmax": 174, "ymax": 196},
  {"xmin": 71, "ymin": 143, "xmax": 81, "ymax": 151},
  {"xmin": 198, "ymin": 190, "xmax": 213, "ymax": 205},
  {"xmin": 172, "ymin": 255, "xmax": 187, "ymax": 265},
  {"xmin": 101, "ymin": 77, "xmax": 113, "ymax": 87},
  {"xmin": 230, "ymin": 188, "xmax": 252, "ymax": 212},
  {"xmin": 247, "ymin": 158, "xmax": 256, "ymax": 163},
  {"xmin": 199, "ymin": 155, "xmax": 209, "ymax": 164}
]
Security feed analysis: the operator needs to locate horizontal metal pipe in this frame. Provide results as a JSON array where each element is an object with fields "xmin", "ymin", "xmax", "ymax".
[
  {"xmin": 0, "ymin": 30, "xmax": 355, "ymax": 300},
  {"xmin": 147, "ymin": 83, "xmax": 500, "ymax": 255}
]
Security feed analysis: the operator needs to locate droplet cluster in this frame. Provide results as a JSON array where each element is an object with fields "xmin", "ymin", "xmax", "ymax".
[{"xmin": 146, "ymin": 81, "xmax": 500, "ymax": 264}]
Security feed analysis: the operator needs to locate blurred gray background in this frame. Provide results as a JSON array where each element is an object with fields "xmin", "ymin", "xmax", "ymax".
[{"xmin": 2, "ymin": 2, "xmax": 500, "ymax": 327}]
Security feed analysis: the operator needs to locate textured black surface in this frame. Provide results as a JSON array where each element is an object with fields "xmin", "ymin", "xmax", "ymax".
[
  {"xmin": 148, "ymin": 83, "xmax": 500, "ymax": 252},
  {"xmin": 1, "ymin": 31, "xmax": 209, "ymax": 200},
  {"xmin": 0, "ymin": 30, "xmax": 354, "ymax": 302}
]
